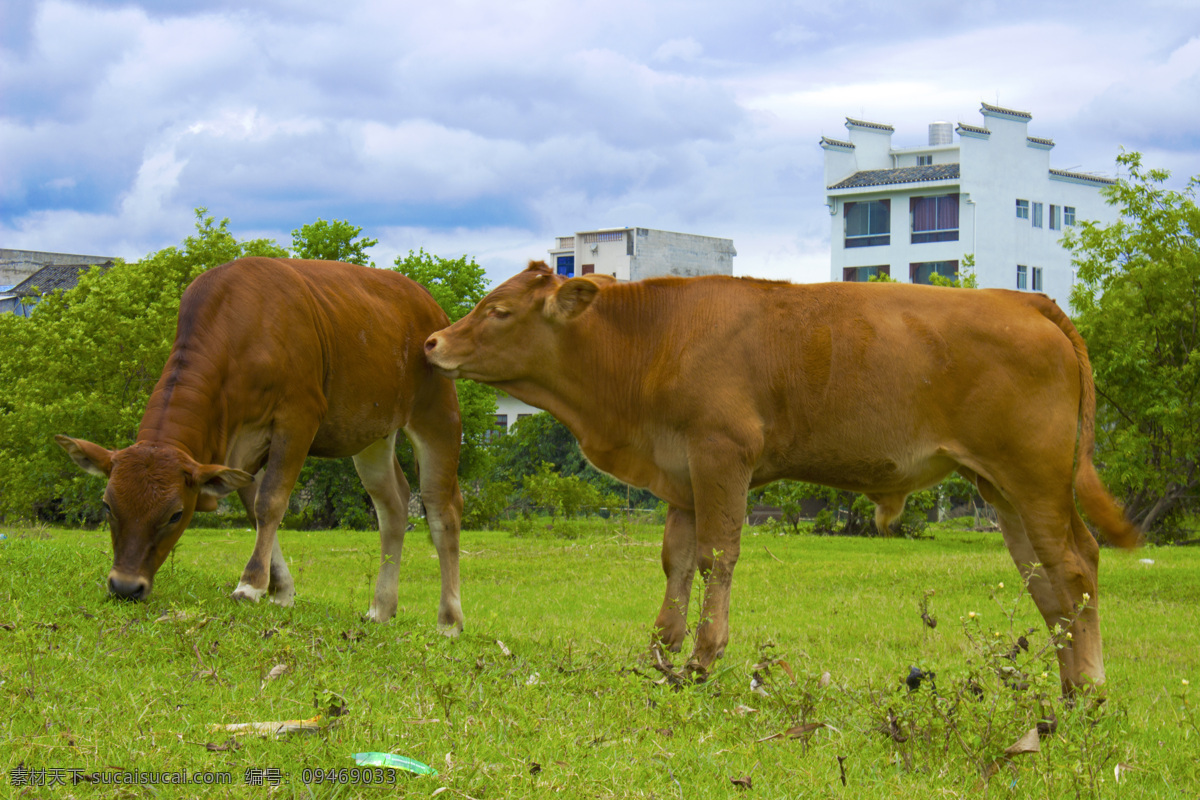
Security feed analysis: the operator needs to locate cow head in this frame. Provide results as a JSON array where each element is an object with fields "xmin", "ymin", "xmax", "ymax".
[
  {"xmin": 424, "ymin": 260, "xmax": 614, "ymax": 383},
  {"xmin": 54, "ymin": 435, "xmax": 254, "ymax": 600}
]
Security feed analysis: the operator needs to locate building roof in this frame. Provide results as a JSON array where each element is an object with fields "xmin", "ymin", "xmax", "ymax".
[
  {"xmin": 980, "ymin": 102, "xmax": 1032, "ymax": 120},
  {"xmin": 819, "ymin": 136, "xmax": 855, "ymax": 149},
  {"xmin": 828, "ymin": 163, "xmax": 960, "ymax": 190},
  {"xmin": 1027, "ymin": 136, "xmax": 1055, "ymax": 149},
  {"xmin": 10, "ymin": 261, "xmax": 114, "ymax": 297},
  {"xmin": 845, "ymin": 118, "xmax": 894, "ymax": 132},
  {"xmin": 955, "ymin": 122, "xmax": 990, "ymax": 137},
  {"xmin": 1049, "ymin": 168, "xmax": 1116, "ymax": 186}
]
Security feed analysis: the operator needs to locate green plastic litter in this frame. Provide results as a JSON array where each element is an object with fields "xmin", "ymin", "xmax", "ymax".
[{"xmin": 352, "ymin": 752, "xmax": 438, "ymax": 776}]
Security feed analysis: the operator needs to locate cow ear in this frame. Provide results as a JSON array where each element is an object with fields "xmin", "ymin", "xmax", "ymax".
[
  {"xmin": 193, "ymin": 464, "xmax": 255, "ymax": 498},
  {"xmin": 55, "ymin": 435, "xmax": 114, "ymax": 479},
  {"xmin": 545, "ymin": 276, "xmax": 603, "ymax": 322}
]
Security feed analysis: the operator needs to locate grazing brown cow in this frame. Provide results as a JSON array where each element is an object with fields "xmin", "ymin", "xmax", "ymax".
[
  {"xmin": 424, "ymin": 261, "xmax": 1139, "ymax": 692},
  {"xmin": 56, "ymin": 257, "xmax": 464, "ymax": 632}
]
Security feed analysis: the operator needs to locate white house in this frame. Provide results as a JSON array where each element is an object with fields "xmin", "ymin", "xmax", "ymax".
[
  {"xmin": 822, "ymin": 103, "xmax": 1117, "ymax": 309},
  {"xmin": 546, "ymin": 226, "xmax": 735, "ymax": 281}
]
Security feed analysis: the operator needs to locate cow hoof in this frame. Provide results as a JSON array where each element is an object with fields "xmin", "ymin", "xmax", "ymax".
[
  {"xmin": 232, "ymin": 583, "xmax": 267, "ymax": 602},
  {"xmin": 365, "ymin": 605, "xmax": 396, "ymax": 623},
  {"xmin": 437, "ymin": 620, "xmax": 464, "ymax": 638},
  {"xmin": 683, "ymin": 660, "xmax": 710, "ymax": 684},
  {"xmin": 269, "ymin": 591, "xmax": 295, "ymax": 607}
]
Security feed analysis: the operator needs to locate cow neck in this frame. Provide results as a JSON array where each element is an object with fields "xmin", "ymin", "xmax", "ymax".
[
  {"xmin": 136, "ymin": 342, "xmax": 229, "ymax": 464},
  {"xmin": 526, "ymin": 286, "xmax": 654, "ymax": 451}
]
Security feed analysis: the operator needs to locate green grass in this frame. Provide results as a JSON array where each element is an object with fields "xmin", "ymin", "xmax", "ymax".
[{"xmin": 1, "ymin": 521, "xmax": 1197, "ymax": 798}]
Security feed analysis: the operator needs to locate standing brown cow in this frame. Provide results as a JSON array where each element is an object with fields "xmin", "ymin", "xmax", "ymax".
[
  {"xmin": 424, "ymin": 262, "xmax": 1139, "ymax": 692},
  {"xmin": 57, "ymin": 257, "xmax": 464, "ymax": 632}
]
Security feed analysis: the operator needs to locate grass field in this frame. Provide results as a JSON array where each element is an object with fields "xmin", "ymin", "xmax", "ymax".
[{"xmin": 1, "ymin": 519, "xmax": 1197, "ymax": 798}]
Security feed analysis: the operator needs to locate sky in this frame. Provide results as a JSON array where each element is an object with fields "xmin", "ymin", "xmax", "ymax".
[{"xmin": 3, "ymin": 0, "xmax": 1199, "ymax": 286}]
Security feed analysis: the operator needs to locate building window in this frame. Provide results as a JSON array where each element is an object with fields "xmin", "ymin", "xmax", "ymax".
[
  {"xmin": 917, "ymin": 155, "xmax": 933, "ymax": 166},
  {"xmin": 1032, "ymin": 202, "xmax": 1044, "ymax": 228},
  {"xmin": 1017, "ymin": 265, "xmax": 1028, "ymax": 290},
  {"xmin": 910, "ymin": 194, "xmax": 959, "ymax": 243},
  {"xmin": 555, "ymin": 255, "xmax": 575, "ymax": 277},
  {"xmin": 1031, "ymin": 267, "xmax": 1043, "ymax": 292},
  {"xmin": 844, "ymin": 200, "xmax": 890, "ymax": 248},
  {"xmin": 1016, "ymin": 199, "xmax": 1029, "ymax": 219},
  {"xmin": 581, "ymin": 264, "xmax": 595, "ymax": 275},
  {"xmin": 1064, "ymin": 206, "xmax": 1076, "ymax": 226},
  {"xmin": 843, "ymin": 265, "xmax": 890, "ymax": 282},
  {"xmin": 1049, "ymin": 204, "xmax": 1061, "ymax": 230},
  {"xmin": 910, "ymin": 261, "xmax": 959, "ymax": 285},
  {"xmin": 484, "ymin": 414, "xmax": 508, "ymax": 443}
]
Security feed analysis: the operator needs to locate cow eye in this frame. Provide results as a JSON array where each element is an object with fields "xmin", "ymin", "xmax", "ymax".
[
  {"xmin": 168, "ymin": 510, "xmax": 184, "ymax": 526},
  {"xmin": 102, "ymin": 502, "xmax": 112, "ymax": 517},
  {"xmin": 488, "ymin": 307, "xmax": 510, "ymax": 319}
]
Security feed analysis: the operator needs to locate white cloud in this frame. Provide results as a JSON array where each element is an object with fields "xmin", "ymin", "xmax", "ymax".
[{"xmin": 653, "ymin": 37, "xmax": 704, "ymax": 63}]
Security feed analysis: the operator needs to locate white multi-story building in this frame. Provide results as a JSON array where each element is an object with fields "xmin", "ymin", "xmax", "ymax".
[
  {"xmin": 547, "ymin": 226, "xmax": 735, "ymax": 281},
  {"xmin": 822, "ymin": 103, "xmax": 1117, "ymax": 308}
]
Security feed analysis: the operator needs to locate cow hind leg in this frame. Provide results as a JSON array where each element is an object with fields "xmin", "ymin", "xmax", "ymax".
[
  {"xmin": 352, "ymin": 433, "xmax": 410, "ymax": 623},
  {"xmin": 653, "ymin": 505, "xmax": 697, "ymax": 655},
  {"xmin": 406, "ymin": 402, "xmax": 465, "ymax": 636},
  {"xmin": 971, "ymin": 471, "xmax": 1103, "ymax": 694}
]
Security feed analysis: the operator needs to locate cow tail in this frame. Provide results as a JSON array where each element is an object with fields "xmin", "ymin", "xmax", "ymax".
[{"xmin": 1034, "ymin": 296, "xmax": 1141, "ymax": 549}]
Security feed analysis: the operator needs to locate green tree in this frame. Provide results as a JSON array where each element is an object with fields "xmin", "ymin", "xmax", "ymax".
[
  {"xmin": 490, "ymin": 412, "xmax": 658, "ymax": 509},
  {"xmin": 393, "ymin": 248, "xmax": 489, "ymax": 322},
  {"xmin": 290, "ymin": 218, "xmax": 378, "ymax": 265},
  {"xmin": 523, "ymin": 461, "xmax": 620, "ymax": 519},
  {"xmin": 0, "ymin": 209, "xmax": 286, "ymax": 522},
  {"xmin": 1064, "ymin": 151, "xmax": 1200, "ymax": 539},
  {"xmin": 489, "ymin": 411, "xmax": 589, "ymax": 481}
]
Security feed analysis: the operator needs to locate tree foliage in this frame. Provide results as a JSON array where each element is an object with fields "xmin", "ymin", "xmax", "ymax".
[
  {"xmin": 0, "ymin": 210, "xmax": 286, "ymax": 521},
  {"xmin": 290, "ymin": 218, "xmax": 378, "ymax": 265},
  {"xmin": 1064, "ymin": 151, "xmax": 1200, "ymax": 539},
  {"xmin": 489, "ymin": 412, "xmax": 659, "ymax": 509},
  {"xmin": 524, "ymin": 461, "xmax": 622, "ymax": 519}
]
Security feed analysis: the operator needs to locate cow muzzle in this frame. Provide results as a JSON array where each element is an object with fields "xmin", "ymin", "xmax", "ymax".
[
  {"xmin": 107, "ymin": 571, "xmax": 150, "ymax": 601},
  {"xmin": 423, "ymin": 335, "xmax": 460, "ymax": 378}
]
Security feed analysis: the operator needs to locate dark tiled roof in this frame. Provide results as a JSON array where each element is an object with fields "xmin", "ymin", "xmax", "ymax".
[
  {"xmin": 829, "ymin": 163, "xmax": 960, "ymax": 190},
  {"xmin": 981, "ymin": 102, "xmax": 1032, "ymax": 120},
  {"xmin": 1027, "ymin": 136, "xmax": 1055, "ymax": 147},
  {"xmin": 956, "ymin": 123, "xmax": 990, "ymax": 136},
  {"xmin": 845, "ymin": 117, "xmax": 894, "ymax": 132},
  {"xmin": 11, "ymin": 261, "xmax": 114, "ymax": 297},
  {"xmin": 1049, "ymin": 168, "xmax": 1116, "ymax": 186},
  {"xmin": 819, "ymin": 136, "xmax": 855, "ymax": 149}
]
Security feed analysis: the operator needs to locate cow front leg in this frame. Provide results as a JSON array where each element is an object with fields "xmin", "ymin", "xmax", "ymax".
[
  {"xmin": 233, "ymin": 435, "xmax": 310, "ymax": 606},
  {"xmin": 684, "ymin": 440, "xmax": 754, "ymax": 678},
  {"xmin": 653, "ymin": 505, "xmax": 697, "ymax": 654}
]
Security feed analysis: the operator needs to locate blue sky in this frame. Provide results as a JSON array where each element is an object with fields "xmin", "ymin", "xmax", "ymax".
[{"xmin": 3, "ymin": 0, "xmax": 1199, "ymax": 285}]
